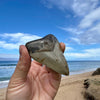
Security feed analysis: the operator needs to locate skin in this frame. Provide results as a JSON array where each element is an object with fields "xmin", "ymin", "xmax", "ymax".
[{"xmin": 6, "ymin": 43, "xmax": 65, "ymax": 100}]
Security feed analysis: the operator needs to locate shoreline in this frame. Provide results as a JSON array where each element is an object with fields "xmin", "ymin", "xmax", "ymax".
[
  {"xmin": 0, "ymin": 69, "xmax": 96, "ymax": 89},
  {"xmin": 0, "ymin": 71, "xmax": 94, "ymax": 100}
]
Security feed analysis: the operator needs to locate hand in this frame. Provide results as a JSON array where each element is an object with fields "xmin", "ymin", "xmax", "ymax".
[{"xmin": 6, "ymin": 43, "xmax": 65, "ymax": 100}]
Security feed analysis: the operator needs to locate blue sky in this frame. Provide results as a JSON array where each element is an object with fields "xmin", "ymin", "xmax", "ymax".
[{"xmin": 0, "ymin": 0, "xmax": 100, "ymax": 61}]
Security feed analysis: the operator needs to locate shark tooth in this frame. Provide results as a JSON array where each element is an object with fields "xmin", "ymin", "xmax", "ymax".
[{"xmin": 25, "ymin": 34, "xmax": 69, "ymax": 75}]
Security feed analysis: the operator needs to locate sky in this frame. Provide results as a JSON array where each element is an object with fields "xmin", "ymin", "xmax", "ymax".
[{"xmin": 0, "ymin": 0, "xmax": 100, "ymax": 61}]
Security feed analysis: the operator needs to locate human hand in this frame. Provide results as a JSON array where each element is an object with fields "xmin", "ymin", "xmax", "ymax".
[{"xmin": 6, "ymin": 43, "xmax": 65, "ymax": 100}]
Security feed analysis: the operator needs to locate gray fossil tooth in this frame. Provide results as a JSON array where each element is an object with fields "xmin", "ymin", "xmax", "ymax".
[{"xmin": 25, "ymin": 34, "xmax": 69, "ymax": 75}]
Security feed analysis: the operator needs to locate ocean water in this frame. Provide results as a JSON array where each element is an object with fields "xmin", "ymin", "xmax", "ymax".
[{"xmin": 0, "ymin": 61, "xmax": 100, "ymax": 88}]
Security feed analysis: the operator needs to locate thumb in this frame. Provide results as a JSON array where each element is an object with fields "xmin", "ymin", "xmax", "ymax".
[
  {"xmin": 60, "ymin": 42, "xmax": 65, "ymax": 53},
  {"xmin": 9, "ymin": 45, "xmax": 31, "ymax": 87}
]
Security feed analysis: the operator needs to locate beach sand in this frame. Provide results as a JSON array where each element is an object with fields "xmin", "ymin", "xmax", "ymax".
[
  {"xmin": 0, "ymin": 88, "xmax": 7, "ymax": 100},
  {"xmin": 0, "ymin": 72, "xmax": 93, "ymax": 100}
]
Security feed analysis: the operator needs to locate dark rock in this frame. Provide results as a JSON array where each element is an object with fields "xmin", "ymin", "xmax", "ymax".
[
  {"xmin": 84, "ymin": 79, "xmax": 90, "ymax": 89},
  {"xmin": 92, "ymin": 68, "xmax": 100, "ymax": 76},
  {"xmin": 83, "ymin": 77, "xmax": 100, "ymax": 100},
  {"xmin": 84, "ymin": 92, "xmax": 95, "ymax": 100}
]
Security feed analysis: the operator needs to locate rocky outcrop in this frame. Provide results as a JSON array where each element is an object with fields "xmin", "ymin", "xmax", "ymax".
[
  {"xmin": 92, "ymin": 68, "xmax": 100, "ymax": 76},
  {"xmin": 83, "ymin": 77, "xmax": 100, "ymax": 100}
]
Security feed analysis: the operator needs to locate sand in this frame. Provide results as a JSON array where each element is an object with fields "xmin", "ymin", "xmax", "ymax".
[
  {"xmin": 0, "ymin": 72, "xmax": 93, "ymax": 100},
  {"xmin": 54, "ymin": 72, "xmax": 93, "ymax": 100},
  {"xmin": 0, "ymin": 88, "xmax": 7, "ymax": 100}
]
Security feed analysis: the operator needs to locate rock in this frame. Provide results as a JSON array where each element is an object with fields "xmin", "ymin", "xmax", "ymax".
[
  {"xmin": 84, "ymin": 79, "xmax": 90, "ymax": 89},
  {"xmin": 92, "ymin": 68, "xmax": 100, "ymax": 76},
  {"xmin": 83, "ymin": 77, "xmax": 100, "ymax": 100},
  {"xmin": 25, "ymin": 34, "xmax": 69, "ymax": 75}
]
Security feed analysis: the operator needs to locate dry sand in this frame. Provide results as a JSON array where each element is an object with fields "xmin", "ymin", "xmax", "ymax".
[
  {"xmin": 0, "ymin": 72, "xmax": 93, "ymax": 100},
  {"xmin": 54, "ymin": 72, "xmax": 93, "ymax": 100},
  {"xmin": 0, "ymin": 88, "xmax": 7, "ymax": 100}
]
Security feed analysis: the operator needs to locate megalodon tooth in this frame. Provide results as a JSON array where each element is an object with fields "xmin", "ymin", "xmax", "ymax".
[{"xmin": 25, "ymin": 34, "xmax": 69, "ymax": 75}]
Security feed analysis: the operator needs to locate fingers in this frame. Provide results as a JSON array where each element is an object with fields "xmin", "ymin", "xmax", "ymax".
[
  {"xmin": 60, "ymin": 42, "xmax": 65, "ymax": 53},
  {"xmin": 9, "ymin": 45, "xmax": 31, "ymax": 85}
]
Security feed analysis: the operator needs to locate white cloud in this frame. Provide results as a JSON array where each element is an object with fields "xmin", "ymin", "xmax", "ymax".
[
  {"xmin": 79, "ymin": 23, "xmax": 100, "ymax": 44},
  {"xmin": 64, "ymin": 43, "xmax": 74, "ymax": 51},
  {"xmin": 65, "ymin": 48, "xmax": 100, "ymax": 59},
  {"xmin": 42, "ymin": 0, "xmax": 99, "ymax": 16},
  {"xmin": 42, "ymin": 0, "xmax": 73, "ymax": 10},
  {"xmin": 61, "ymin": 23, "xmax": 100, "ymax": 44},
  {"xmin": 65, "ymin": 46, "xmax": 73, "ymax": 52},
  {"xmin": 71, "ymin": 37, "xmax": 80, "ymax": 44},
  {"xmin": 60, "ymin": 27, "xmax": 83, "ymax": 34},
  {"xmin": 0, "ymin": 41, "xmax": 19, "ymax": 49},
  {"xmin": 72, "ymin": 0, "xmax": 99, "ymax": 16},
  {"xmin": 0, "ymin": 33, "xmax": 41, "ymax": 50},
  {"xmin": 70, "ymin": 23, "xmax": 100, "ymax": 44},
  {"xmin": 61, "ymin": 22, "xmax": 100, "ymax": 44},
  {"xmin": 0, "ymin": 33, "xmax": 24, "ymax": 38},
  {"xmin": 43, "ymin": 0, "xmax": 100, "ymax": 45},
  {"xmin": 65, "ymin": 52, "xmax": 90, "ymax": 58},
  {"xmin": 59, "ymin": 3, "xmax": 100, "ymax": 44},
  {"xmin": 85, "ymin": 48, "xmax": 100, "ymax": 55},
  {"xmin": 79, "ymin": 7, "xmax": 100, "ymax": 28}
]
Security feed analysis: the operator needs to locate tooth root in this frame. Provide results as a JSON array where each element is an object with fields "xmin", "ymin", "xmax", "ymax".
[{"xmin": 25, "ymin": 34, "xmax": 69, "ymax": 75}]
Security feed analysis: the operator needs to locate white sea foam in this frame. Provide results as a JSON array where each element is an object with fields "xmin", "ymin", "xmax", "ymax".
[
  {"xmin": 70, "ymin": 68, "xmax": 97, "ymax": 75},
  {"xmin": 0, "ymin": 66, "xmax": 16, "ymax": 69},
  {"xmin": 0, "ymin": 80, "xmax": 9, "ymax": 88}
]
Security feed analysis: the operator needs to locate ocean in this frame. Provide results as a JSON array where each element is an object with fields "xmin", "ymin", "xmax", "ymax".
[{"xmin": 0, "ymin": 61, "xmax": 100, "ymax": 88}]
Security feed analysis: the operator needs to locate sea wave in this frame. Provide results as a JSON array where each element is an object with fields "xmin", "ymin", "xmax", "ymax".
[
  {"xmin": 0, "ymin": 77, "xmax": 11, "ymax": 81},
  {"xmin": 0, "ymin": 66, "xmax": 16, "ymax": 69},
  {"xmin": 0, "ymin": 68, "xmax": 97, "ymax": 88},
  {"xmin": 70, "ymin": 67, "xmax": 97, "ymax": 75},
  {"xmin": 0, "ymin": 80, "xmax": 9, "ymax": 88},
  {"xmin": 0, "ymin": 64, "xmax": 16, "ymax": 66}
]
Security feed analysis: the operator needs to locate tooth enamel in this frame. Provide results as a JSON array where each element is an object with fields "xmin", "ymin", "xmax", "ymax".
[{"xmin": 25, "ymin": 34, "xmax": 69, "ymax": 75}]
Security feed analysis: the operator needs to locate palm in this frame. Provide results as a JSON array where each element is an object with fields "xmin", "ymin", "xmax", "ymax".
[
  {"xmin": 26, "ymin": 61, "xmax": 61, "ymax": 100},
  {"xmin": 7, "ymin": 61, "xmax": 61, "ymax": 100}
]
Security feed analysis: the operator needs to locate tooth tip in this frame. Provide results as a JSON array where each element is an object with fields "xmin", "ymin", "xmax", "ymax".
[{"xmin": 64, "ymin": 65, "xmax": 69, "ymax": 75}]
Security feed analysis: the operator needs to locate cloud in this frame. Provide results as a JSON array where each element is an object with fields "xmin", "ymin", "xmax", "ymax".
[
  {"xmin": 72, "ymin": 0, "xmax": 99, "ymax": 16},
  {"xmin": 43, "ymin": 0, "xmax": 100, "ymax": 45},
  {"xmin": 60, "ymin": 27, "xmax": 83, "ymax": 34},
  {"xmin": 65, "ymin": 48, "xmax": 100, "ymax": 59},
  {"xmin": 79, "ymin": 23, "xmax": 100, "ymax": 44},
  {"xmin": 0, "ymin": 41, "xmax": 19, "ymax": 49},
  {"xmin": 65, "ymin": 46, "xmax": 74, "ymax": 52},
  {"xmin": 42, "ymin": 0, "xmax": 99, "ymax": 16},
  {"xmin": 64, "ymin": 43, "xmax": 74, "ymax": 51},
  {"xmin": 79, "ymin": 7, "xmax": 100, "ymax": 28},
  {"xmin": 85, "ymin": 48, "xmax": 100, "ymax": 55},
  {"xmin": 0, "ymin": 33, "xmax": 41, "ymax": 50},
  {"xmin": 61, "ymin": 23, "xmax": 100, "ymax": 44},
  {"xmin": 42, "ymin": 0, "xmax": 73, "ymax": 10},
  {"xmin": 70, "ymin": 23, "xmax": 100, "ymax": 44},
  {"xmin": 55, "ymin": 0, "xmax": 100, "ymax": 45},
  {"xmin": 70, "ymin": 37, "xmax": 80, "ymax": 44}
]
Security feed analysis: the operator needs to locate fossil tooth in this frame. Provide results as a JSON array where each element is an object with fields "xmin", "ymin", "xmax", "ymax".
[{"xmin": 25, "ymin": 34, "xmax": 69, "ymax": 75}]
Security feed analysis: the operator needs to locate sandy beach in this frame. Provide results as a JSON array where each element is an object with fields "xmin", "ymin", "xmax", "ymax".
[{"xmin": 0, "ymin": 71, "xmax": 94, "ymax": 100}]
